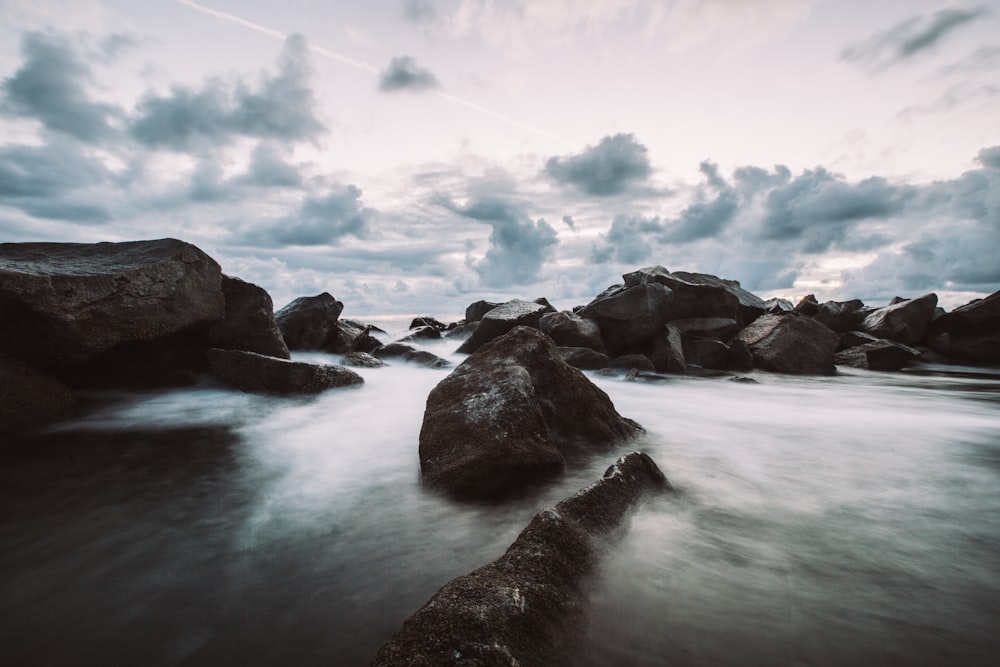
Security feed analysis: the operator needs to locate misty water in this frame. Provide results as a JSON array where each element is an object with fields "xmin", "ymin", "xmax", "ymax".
[{"xmin": 3, "ymin": 332, "xmax": 1000, "ymax": 666}]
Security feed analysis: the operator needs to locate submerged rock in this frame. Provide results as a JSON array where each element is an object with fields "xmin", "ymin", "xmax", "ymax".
[
  {"xmin": 206, "ymin": 348, "xmax": 363, "ymax": 394},
  {"xmin": 371, "ymin": 451, "xmax": 671, "ymax": 667},
  {"xmin": 420, "ymin": 327, "xmax": 642, "ymax": 497},
  {"xmin": 733, "ymin": 313, "xmax": 839, "ymax": 375}
]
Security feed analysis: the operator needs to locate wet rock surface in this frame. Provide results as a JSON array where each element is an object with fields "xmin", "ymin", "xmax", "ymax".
[
  {"xmin": 206, "ymin": 348, "xmax": 363, "ymax": 394},
  {"xmin": 734, "ymin": 313, "xmax": 839, "ymax": 375}
]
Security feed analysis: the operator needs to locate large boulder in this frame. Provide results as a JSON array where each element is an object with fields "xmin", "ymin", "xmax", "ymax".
[
  {"xmin": 206, "ymin": 348, "xmax": 362, "ymax": 394},
  {"xmin": 578, "ymin": 282, "xmax": 673, "ymax": 352},
  {"xmin": 0, "ymin": 239, "xmax": 224, "ymax": 368},
  {"xmin": 834, "ymin": 339, "xmax": 921, "ymax": 371},
  {"xmin": 557, "ymin": 347, "xmax": 610, "ymax": 370},
  {"xmin": 733, "ymin": 313, "xmax": 839, "ymax": 374},
  {"xmin": 207, "ymin": 275, "xmax": 290, "ymax": 359},
  {"xmin": 457, "ymin": 300, "xmax": 550, "ymax": 354},
  {"xmin": 925, "ymin": 290, "xmax": 1000, "ymax": 364},
  {"xmin": 621, "ymin": 266, "xmax": 741, "ymax": 321},
  {"xmin": 464, "ymin": 300, "xmax": 501, "ymax": 323},
  {"xmin": 372, "ymin": 452, "xmax": 670, "ymax": 666},
  {"xmin": 669, "ymin": 317, "xmax": 741, "ymax": 341},
  {"xmin": 669, "ymin": 271, "xmax": 766, "ymax": 325},
  {"xmin": 539, "ymin": 311, "xmax": 606, "ymax": 353},
  {"xmin": 860, "ymin": 293, "xmax": 938, "ymax": 345},
  {"xmin": 420, "ymin": 327, "xmax": 642, "ymax": 497},
  {"xmin": 274, "ymin": 293, "xmax": 344, "ymax": 351},
  {"xmin": 1, "ymin": 353, "xmax": 76, "ymax": 432},
  {"xmin": 649, "ymin": 323, "xmax": 686, "ymax": 373},
  {"xmin": 813, "ymin": 299, "xmax": 869, "ymax": 333},
  {"xmin": 682, "ymin": 338, "xmax": 732, "ymax": 370}
]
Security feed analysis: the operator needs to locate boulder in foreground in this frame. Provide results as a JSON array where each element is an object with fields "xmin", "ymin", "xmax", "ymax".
[
  {"xmin": 206, "ymin": 348, "xmax": 363, "ymax": 394},
  {"xmin": 420, "ymin": 326, "xmax": 642, "ymax": 497},
  {"xmin": 371, "ymin": 451, "xmax": 671, "ymax": 666}
]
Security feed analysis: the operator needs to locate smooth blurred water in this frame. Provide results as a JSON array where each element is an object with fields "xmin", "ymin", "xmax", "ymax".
[{"xmin": 2, "ymin": 336, "xmax": 999, "ymax": 666}]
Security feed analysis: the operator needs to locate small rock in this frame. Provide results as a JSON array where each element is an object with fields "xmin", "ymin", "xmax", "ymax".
[{"xmin": 206, "ymin": 348, "xmax": 363, "ymax": 394}]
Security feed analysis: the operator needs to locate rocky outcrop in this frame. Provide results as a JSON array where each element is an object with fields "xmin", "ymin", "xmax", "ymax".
[
  {"xmin": 207, "ymin": 275, "xmax": 290, "ymax": 359},
  {"xmin": 274, "ymin": 293, "xmax": 344, "ymax": 351},
  {"xmin": 420, "ymin": 327, "xmax": 642, "ymax": 497},
  {"xmin": 733, "ymin": 313, "xmax": 839, "ymax": 374},
  {"xmin": 0, "ymin": 238, "xmax": 224, "ymax": 368},
  {"xmin": 457, "ymin": 300, "xmax": 551, "ymax": 354},
  {"xmin": 206, "ymin": 348, "xmax": 363, "ymax": 394},
  {"xmin": 835, "ymin": 339, "xmax": 921, "ymax": 371},
  {"xmin": 621, "ymin": 266, "xmax": 740, "ymax": 321},
  {"xmin": 0, "ymin": 353, "xmax": 76, "ymax": 432},
  {"xmin": 925, "ymin": 290, "xmax": 1000, "ymax": 363},
  {"xmin": 371, "ymin": 452, "xmax": 671, "ymax": 667},
  {"xmin": 860, "ymin": 293, "xmax": 938, "ymax": 345},
  {"xmin": 539, "ymin": 311, "xmax": 606, "ymax": 353}
]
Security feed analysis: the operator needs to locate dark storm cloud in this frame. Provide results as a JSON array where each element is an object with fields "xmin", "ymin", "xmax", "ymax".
[
  {"xmin": 237, "ymin": 185, "xmax": 376, "ymax": 247},
  {"xmin": 590, "ymin": 214, "xmax": 665, "ymax": 264},
  {"xmin": 130, "ymin": 34, "xmax": 325, "ymax": 150},
  {"xmin": 841, "ymin": 7, "xmax": 988, "ymax": 69},
  {"xmin": 436, "ymin": 196, "xmax": 558, "ymax": 286},
  {"xmin": 1, "ymin": 32, "xmax": 120, "ymax": 142},
  {"xmin": 977, "ymin": 145, "xmax": 1000, "ymax": 169},
  {"xmin": 0, "ymin": 140, "xmax": 112, "ymax": 222},
  {"xmin": 378, "ymin": 56, "xmax": 440, "ymax": 93},
  {"xmin": 238, "ymin": 143, "xmax": 304, "ymax": 188},
  {"xmin": 661, "ymin": 161, "xmax": 740, "ymax": 243},
  {"xmin": 544, "ymin": 133, "xmax": 652, "ymax": 196}
]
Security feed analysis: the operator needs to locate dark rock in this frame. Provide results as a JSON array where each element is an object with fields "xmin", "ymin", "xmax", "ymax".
[
  {"xmin": 728, "ymin": 339, "xmax": 755, "ymax": 371},
  {"xmin": 621, "ymin": 266, "xmax": 740, "ymax": 321},
  {"xmin": 730, "ymin": 376, "xmax": 759, "ymax": 384},
  {"xmin": 465, "ymin": 300, "xmax": 501, "ymax": 323},
  {"xmin": 838, "ymin": 330, "xmax": 882, "ymax": 351},
  {"xmin": 207, "ymin": 275, "xmax": 290, "ymax": 359},
  {"xmin": 813, "ymin": 299, "xmax": 869, "ymax": 333},
  {"xmin": 930, "ymin": 290, "xmax": 1000, "ymax": 338},
  {"xmin": 579, "ymin": 282, "xmax": 673, "ymax": 352},
  {"xmin": 341, "ymin": 351, "xmax": 386, "ymax": 368},
  {"xmin": 733, "ymin": 313, "xmax": 839, "ymax": 374},
  {"xmin": 764, "ymin": 297, "xmax": 794, "ymax": 314},
  {"xmin": 371, "ymin": 451, "xmax": 670, "ymax": 667},
  {"xmin": 206, "ymin": 348, "xmax": 363, "ymax": 394},
  {"xmin": 1, "ymin": 353, "xmax": 76, "ymax": 432},
  {"xmin": 649, "ymin": 324, "xmax": 686, "ymax": 373},
  {"xmin": 557, "ymin": 347, "xmax": 610, "ymax": 370},
  {"xmin": 669, "ymin": 317, "xmax": 741, "ymax": 341},
  {"xmin": 409, "ymin": 316, "xmax": 447, "ymax": 330},
  {"xmin": 835, "ymin": 339, "xmax": 921, "ymax": 371},
  {"xmin": 443, "ymin": 321, "xmax": 479, "ymax": 340},
  {"xmin": 682, "ymin": 338, "xmax": 731, "ymax": 370},
  {"xmin": 889, "ymin": 296, "xmax": 907, "ymax": 305},
  {"xmin": 274, "ymin": 293, "xmax": 344, "ymax": 351},
  {"xmin": 419, "ymin": 327, "xmax": 642, "ymax": 497},
  {"xmin": 0, "ymin": 238, "xmax": 224, "ymax": 368},
  {"xmin": 927, "ymin": 331, "xmax": 1000, "ymax": 364},
  {"xmin": 860, "ymin": 293, "xmax": 938, "ymax": 344},
  {"xmin": 373, "ymin": 343, "xmax": 450, "ymax": 368},
  {"xmin": 670, "ymin": 271, "xmax": 766, "ymax": 324},
  {"xmin": 533, "ymin": 297, "xmax": 558, "ymax": 313},
  {"xmin": 457, "ymin": 299, "xmax": 550, "ymax": 354},
  {"xmin": 539, "ymin": 311, "xmax": 606, "ymax": 353},
  {"xmin": 608, "ymin": 353, "xmax": 656, "ymax": 373},
  {"xmin": 793, "ymin": 294, "xmax": 820, "ymax": 317},
  {"xmin": 329, "ymin": 319, "xmax": 382, "ymax": 354},
  {"xmin": 398, "ymin": 325, "xmax": 441, "ymax": 342}
]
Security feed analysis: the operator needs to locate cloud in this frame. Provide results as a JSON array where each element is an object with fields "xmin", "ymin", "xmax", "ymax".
[
  {"xmin": 403, "ymin": 0, "xmax": 438, "ymax": 24},
  {"xmin": 0, "ymin": 140, "xmax": 112, "ymax": 222},
  {"xmin": 661, "ymin": 161, "xmax": 739, "ymax": 243},
  {"xmin": 238, "ymin": 185, "xmax": 376, "ymax": 247},
  {"xmin": 977, "ymin": 145, "xmax": 1000, "ymax": 170},
  {"xmin": 130, "ymin": 34, "xmax": 325, "ymax": 151},
  {"xmin": 1, "ymin": 31, "xmax": 121, "ymax": 142},
  {"xmin": 562, "ymin": 215, "xmax": 575, "ymax": 230},
  {"xmin": 591, "ymin": 214, "xmax": 665, "ymax": 264},
  {"xmin": 437, "ymin": 196, "xmax": 558, "ymax": 287},
  {"xmin": 544, "ymin": 133, "xmax": 651, "ymax": 196},
  {"xmin": 842, "ymin": 7, "xmax": 989, "ymax": 70},
  {"xmin": 378, "ymin": 56, "xmax": 440, "ymax": 93},
  {"xmin": 238, "ymin": 143, "xmax": 304, "ymax": 187}
]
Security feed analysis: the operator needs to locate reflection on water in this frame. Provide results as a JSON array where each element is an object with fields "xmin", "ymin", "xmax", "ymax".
[{"xmin": 2, "ymin": 346, "xmax": 999, "ymax": 666}]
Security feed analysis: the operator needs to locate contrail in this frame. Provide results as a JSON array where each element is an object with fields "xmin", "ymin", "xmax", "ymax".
[{"xmin": 176, "ymin": 0, "xmax": 576, "ymax": 147}]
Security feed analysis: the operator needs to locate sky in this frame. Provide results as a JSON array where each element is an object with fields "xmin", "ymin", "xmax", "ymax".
[{"xmin": 0, "ymin": 0, "xmax": 998, "ymax": 318}]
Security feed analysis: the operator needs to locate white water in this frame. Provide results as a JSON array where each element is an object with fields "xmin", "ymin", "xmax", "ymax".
[{"xmin": 2, "ymin": 335, "xmax": 999, "ymax": 665}]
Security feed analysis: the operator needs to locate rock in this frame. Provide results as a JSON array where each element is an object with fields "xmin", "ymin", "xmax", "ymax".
[
  {"xmin": 373, "ymin": 343, "xmax": 450, "ymax": 369},
  {"xmin": 0, "ymin": 238, "xmax": 224, "ymax": 368},
  {"xmin": 206, "ymin": 348, "xmax": 363, "ymax": 394},
  {"xmin": 669, "ymin": 271, "xmax": 766, "ymax": 324},
  {"xmin": 341, "ymin": 351, "xmax": 386, "ymax": 368},
  {"xmin": 733, "ymin": 313, "xmax": 839, "ymax": 374},
  {"xmin": 669, "ymin": 317, "xmax": 741, "ymax": 341},
  {"xmin": 533, "ymin": 297, "xmax": 558, "ymax": 313},
  {"xmin": 398, "ymin": 325, "xmax": 441, "ymax": 342},
  {"xmin": 457, "ymin": 300, "xmax": 550, "ymax": 354},
  {"xmin": 860, "ymin": 293, "xmax": 938, "ymax": 344},
  {"xmin": 764, "ymin": 297, "xmax": 794, "ymax": 314},
  {"xmin": 730, "ymin": 376, "xmax": 758, "ymax": 384},
  {"xmin": 793, "ymin": 294, "xmax": 820, "ymax": 317},
  {"xmin": 649, "ymin": 324, "xmax": 686, "ymax": 373},
  {"xmin": 465, "ymin": 300, "xmax": 501, "ymax": 323},
  {"xmin": 728, "ymin": 339, "xmax": 755, "ymax": 371},
  {"xmin": 329, "ymin": 319, "xmax": 382, "ymax": 354},
  {"xmin": 682, "ymin": 338, "xmax": 731, "ymax": 370},
  {"xmin": 926, "ymin": 331, "xmax": 1000, "ymax": 364},
  {"xmin": 813, "ymin": 299, "xmax": 869, "ymax": 333},
  {"xmin": 557, "ymin": 347, "xmax": 610, "ymax": 370},
  {"xmin": 371, "ymin": 452, "xmax": 670, "ymax": 667},
  {"xmin": 207, "ymin": 275, "xmax": 290, "ymax": 359},
  {"xmin": 834, "ymin": 339, "xmax": 921, "ymax": 371},
  {"xmin": 837, "ymin": 330, "xmax": 882, "ymax": 351},
  {"xmin": 419, "ymin": 327, "xmax": 642, "ymax": 497},
  {"xmin": 274, "ymin": 293, "xmax": 344, "ymax": 351},
  {"xmin": 443, "ymin": 321, "xmax": 478, "ymax": 340},
  {"xmin": 579, "ymin": 283, "xmax": 673, "ymax": 352},
  {"xmin": 608, "ymin": 353, "xmax": 657, "ymax": 373},
  {"xmin": 1, "ymin": 353, "xmax": 76, "ymax": 432},
  {"xmin": 409, "ymin": 316, "xmax": 447, "ymax": 330},
  {"xmin": 925, "ymin": 290, "xmax": 1000, "ymax": 363},
  {"xmin": 621, "ymin": 266, "xmax": 740, "ymax": 321},
  {"xmin": 539, "ymin": 311, "xmax": 606, "ymax": 353}
]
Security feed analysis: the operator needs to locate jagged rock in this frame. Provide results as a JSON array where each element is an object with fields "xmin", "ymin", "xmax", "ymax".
[
  {"xmin": 669, "ymin": 271, "xmax": 766, "ymax": 324},
  {"xmin": 329, "ymin": 319, "xmax": 382, "ymax": 354},
  {"xmin": 860, "ymin": 293, "xmax": 938, "ymax": 344},
  {"xmin": 835, "ymin": 339, "xmax": 921, "ymax": 371},
  {"xmin": 925, "ymin": 290, "xmax": 1000, "ymax": 363},
  {"xmin": 443, "ymin": 321, "xmax": 478, "ymax": 340},
  {"xmin": 609, "ymin": 353, "xmax": 657, "ymax": 373},
  {"xmin": 274, "ymin": 293, "xmax": 344, "ymax": 351},
  {"xmin": 814, "ymin": 299, "xmax": 869, "ymax": 333},
  {"xmin": 539, "ymin": 311, "xmax": 606, "ymax": 353},
  {"xmin": 398, "ymin": 325, "xmax": 442, "ymax": 342},
  {"xmin": 373, "ymin": 343, "xmax": 450, "ymax": 368},
  {"xmin": 465, "ymin": 300, "xmax": 501, "ymax": 323},
  {"xmin": 371, "ymin": 452, "xmax": 670, "ymax": 667},
  {"xmin": 206, "ymin": 348, "xmax": 362, "ymax": 394},
  {"xmin": 764, "ymin": 297, "xmax": 794, "ymax": 314},
  {"xmin": 409, "ymin": 316, "xmax": 447, "ymax": 330},
  {"xmin": 838, "ymin": 330, "xmax": 882, "ymax": 351},
  {"xmin": 419, "ymin": 327, "xmax": 642, "ymax": 497},
  {"xmin": 533, "ymin": 297, "xmax": 558, "ymax": 313},
  {"xmin": 733, "ymin": 313, "xmax": 838, "ymax": 374},
  {"xmin": 649, "ymin": 324, "xmax": 686, "ymax": 373},
  {"xmin": 794, "ymin": 294, "xmax": 820, "ymax": 317},
  {"xmin": 557, "ymin": 347, "xmax": 610, "ymax": 370},
  {"xmin": 669, "ymin": 317, "xmax": 741, "ymax": 341},
  {"xmin": 579, "ymin": 282, "xmax": 673, "ymax": 352},
  {"xmin": 1, "ymin": 353, "xmax": 76, "ymax": 432},
  {"xmin": 457, "ymin": 300, "xmax": 550, "ymax": 354},
  {"xmin": 341, "ymin": 352, "xmax": 386, "ymax": 368},
  {"xmin": 682, "ymin": 338, "xmax": 731, "ymax": 370},
  {"xmin": 0, "ymin": 238, "xmax": 224, "ymax": 368},
  {"xmin": 621, "ymin": 266, "xmax": 740, "ymax": 321},
  {"xmin": 207, "ymin": 275, "xmax": 290, "ymax": 359}
]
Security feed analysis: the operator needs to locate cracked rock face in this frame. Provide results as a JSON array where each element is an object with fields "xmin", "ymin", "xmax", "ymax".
[{"xmin": 419, "ymin": 326, "xmax": 642, "ymax": 498}]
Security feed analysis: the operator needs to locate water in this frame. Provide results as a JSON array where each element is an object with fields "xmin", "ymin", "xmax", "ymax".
[{"xmin": 2, "ymin": 336, "xmax": 999, "ymax": 666}]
